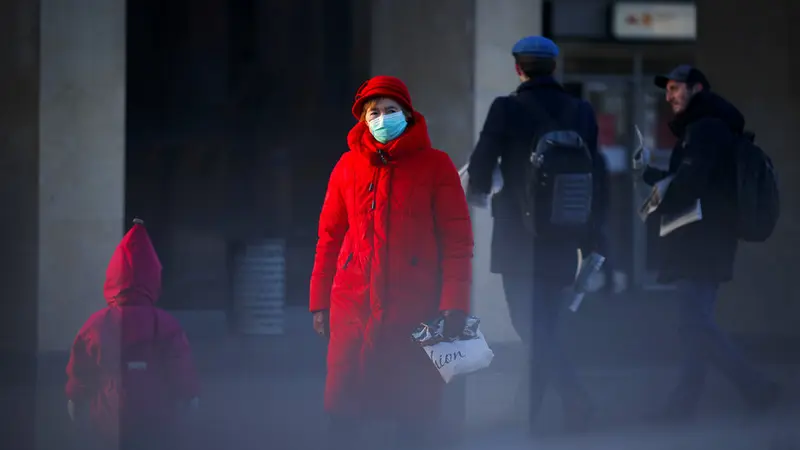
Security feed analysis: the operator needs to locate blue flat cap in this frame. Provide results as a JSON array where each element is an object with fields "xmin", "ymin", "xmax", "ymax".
[{"xmin": 512, "ymin": 36, "xmax": 559, "ymax": 58}]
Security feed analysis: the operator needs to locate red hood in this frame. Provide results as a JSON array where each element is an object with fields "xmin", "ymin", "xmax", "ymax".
[{"xmin": 103, "ymin": 222, "xmax": 162, "ymax": 305}]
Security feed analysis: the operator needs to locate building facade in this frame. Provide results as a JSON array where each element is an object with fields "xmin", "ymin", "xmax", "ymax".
[{"xmin": 1, "ymin": 0, "xmax": 797, "ymax": 363}]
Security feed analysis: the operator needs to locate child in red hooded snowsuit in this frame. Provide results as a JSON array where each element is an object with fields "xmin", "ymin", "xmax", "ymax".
[{"xmin": 65, "ymin": 219, "xmax": 200, "ymax": 449}]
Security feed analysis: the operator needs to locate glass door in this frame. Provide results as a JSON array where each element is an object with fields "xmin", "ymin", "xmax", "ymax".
[
  {"xmin": 564, "ymin": 76, "xmax": 635, "ymax": 293},
  {"xmin": 633, "ymin": 84, "xmax": 679, "ymax": 290},
  {"xmin": 563, "ymin": 76, "xmax": 679, "ymax": 292}
]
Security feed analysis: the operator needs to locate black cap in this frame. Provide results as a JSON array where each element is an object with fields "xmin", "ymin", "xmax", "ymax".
[{"xmin": 654, "ymin": 65, "xmax": 711, "ymax": 90}]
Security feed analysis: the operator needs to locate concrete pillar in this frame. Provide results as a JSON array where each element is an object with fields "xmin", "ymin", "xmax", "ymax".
[
  {"xmin": 370, "ymin": 0, "xmax": 477, "ymax": 160},
  {"xmin": 371, "ymin": 0, "xmax": 541, "ymax": 428},
  {"xmin": 469, "ymin": 1, "xmax": 542, "ymax": 428},
  {"xmin": 0, "ymin": 0, "xmax": 125, "ymax": 447},
  {"xmin": 696, "ymin": 0, "xmax": 800, "ymax": 336},
  {"xmin": 471, "ymin": 0, "xmax": 543, "ymax": 344},
  {"xmin": 38, "ymin": 0, "xmax": 126, "ymax": 351},
  {"xmin": 2, "ymin": 0, "xmax": 126, "ymax": 352},
  {"xmin": 0, "ymin": 0, "xmax": 40, "ymax": 360}
]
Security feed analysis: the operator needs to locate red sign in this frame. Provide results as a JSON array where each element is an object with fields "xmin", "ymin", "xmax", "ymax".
[
  {"xmin": 625, "ymin": 13, "xmax": 654, "ymax": 26},
  {"xmin": 657, "ymin": 117, "xmax": 677, "ymax": 150},
  {"xmin": 597, "ymin": 113, "xmax": 617, "ymax": 147}
]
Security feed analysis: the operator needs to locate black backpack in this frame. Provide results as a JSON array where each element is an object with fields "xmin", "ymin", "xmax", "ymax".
[
  {"xmin": 735, "ymin": 131, "xmax": 779, "ymax": 242},
  {"xmin": 515, "ymin": 97, "xmax": 594, "ymax": 239}
]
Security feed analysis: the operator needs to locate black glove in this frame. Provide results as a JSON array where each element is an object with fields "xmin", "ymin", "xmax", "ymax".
[
  {"xmin": 312, "ymin": 310, "xmax": 330, "ymax": 339},
  {"xmin": 441, "ymin": 310, "xmax": 467, "ymax": 340}
]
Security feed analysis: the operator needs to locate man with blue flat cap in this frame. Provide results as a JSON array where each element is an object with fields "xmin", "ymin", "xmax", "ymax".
[{"xmin": 467, "ymin": 36, "xmax": 607, "ymax": 434}]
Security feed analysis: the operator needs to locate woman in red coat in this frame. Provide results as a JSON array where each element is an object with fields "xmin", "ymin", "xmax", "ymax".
[{"xmin": 309, "ymin": 76, "xmax": 474, "ymax": 448}]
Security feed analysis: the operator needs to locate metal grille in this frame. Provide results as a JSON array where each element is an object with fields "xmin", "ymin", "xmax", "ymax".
[
  {"xmin": 550, "ymin": 173, "xmax": 593, "ymax": 225},
  {"xmin": 232, "ymin": 240, "xmax": 285, "ymax": 335}
]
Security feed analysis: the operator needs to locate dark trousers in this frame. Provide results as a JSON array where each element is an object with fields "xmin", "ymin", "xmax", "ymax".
[
  {"xmin": 501, "ymin": 274, "xmax": 588, "ymax": 419},
  {"xmin": 669, "ymin": 280, "xmax": 769, "ymax": 411}
]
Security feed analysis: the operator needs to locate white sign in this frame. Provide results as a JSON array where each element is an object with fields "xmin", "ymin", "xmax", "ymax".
[{"xmin": 611, "ymin": 2, "xmax": 696, "ymax": 41}]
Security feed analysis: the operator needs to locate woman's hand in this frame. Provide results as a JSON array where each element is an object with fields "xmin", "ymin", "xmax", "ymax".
[
  {"xmin": 442, "ymin": 310, "xmax": 468, "ymax": 340},
  {"xmin": 312, "ymin": 310, "xmax": 330, "ymax": 339},
  {"xmin": 67, "ymin": 399, "xmax": 87, "ymax": 424}
]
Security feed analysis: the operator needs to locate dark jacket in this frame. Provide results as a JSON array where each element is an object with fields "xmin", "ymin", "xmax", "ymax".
[
  {"xmin": 468, "ymin": 77, "xmax": 605, "ymax": 284},
  {"xmin": 642, "ymin": 91, "xmax": 741, "ymax": 283}
]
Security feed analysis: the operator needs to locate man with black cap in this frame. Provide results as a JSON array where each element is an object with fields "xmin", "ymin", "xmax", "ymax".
[
  {"xmin": 644, "ymin": 65, "xmax": 781, "ymax": 422},
  {"xmin": 466, "ymin": 36, "xmax": 607, "ymax": 433}
]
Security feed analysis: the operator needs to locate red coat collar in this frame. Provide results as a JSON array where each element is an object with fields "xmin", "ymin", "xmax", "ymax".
[{"xmin": 347, "ymin": 111, "xmax": 432, "ymax": 165}]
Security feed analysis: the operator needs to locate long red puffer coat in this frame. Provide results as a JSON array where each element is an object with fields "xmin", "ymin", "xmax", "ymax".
[{"xmin": 309, "ymin": 76, "xmax": 474, "ymax": 420}]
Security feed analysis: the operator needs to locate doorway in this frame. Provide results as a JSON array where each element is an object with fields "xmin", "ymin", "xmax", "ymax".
[{"xmin": 562, "ymin": 75, "xmax": 678, "ymax": 291}]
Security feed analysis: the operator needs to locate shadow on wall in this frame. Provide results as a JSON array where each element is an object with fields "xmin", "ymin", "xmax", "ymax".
[
  {"xmin": 128, "ymin": 138, "xmax": 236, "ymax": 313},
  {"xmin": 126, "ymin": 117, "xmax": 349, "ymax": 318}
]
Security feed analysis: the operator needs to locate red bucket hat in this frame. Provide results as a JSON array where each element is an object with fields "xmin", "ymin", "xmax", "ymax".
[{"xmin": 351, "ymin": 75, "xmax": 414, "ymax": 120}]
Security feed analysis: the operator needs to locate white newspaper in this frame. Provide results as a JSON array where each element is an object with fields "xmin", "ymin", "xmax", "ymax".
[
  {"xmin": 660, "ymin": 199, "xmax": 703, "ymax": 237},
  {"xmin": 638, "ymin": 175, "xmax": 675, "ymax": 222},
  {"xmin": 568, "ymin": 250, "xmax": 606, "ymax": 313},
  {"xmin": 637, "ymin": 173, "xmax": 703, "ymax": 236}
]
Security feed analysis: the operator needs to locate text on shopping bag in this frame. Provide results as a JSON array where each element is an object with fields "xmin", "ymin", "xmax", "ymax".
[
  {"xmin": 428, "ymin": 348, "xmax": 467, "ymax": 370},
  {"xmin": 422, "ymin": 332, "xmax": 494, "ymax": 383}
]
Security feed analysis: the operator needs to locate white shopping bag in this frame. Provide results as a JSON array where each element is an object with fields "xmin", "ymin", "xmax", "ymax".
[{"xmin": 422, "ymin": 331, "xmax": 494, "ymax": 383}]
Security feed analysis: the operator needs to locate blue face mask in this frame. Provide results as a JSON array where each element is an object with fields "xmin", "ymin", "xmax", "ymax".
[{"xmin": 367, "ymin": 112, "xmax": 408, "ymax": 144}]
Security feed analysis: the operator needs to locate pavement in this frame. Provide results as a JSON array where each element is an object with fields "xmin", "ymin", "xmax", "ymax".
[
  {"xmin": 8, "ymin": 306, "xmax": 800, "ymax": 449},
  {"xmin": 465, "ymin": 417, "xmax": 800, "ymax": 450},
  {"xmin": 28, "ymin": 365, "xmax": 799, "ymax": 450},
  {"xmin": 25, "ymin": 365, "xmax": 800, "ymax": 450}
]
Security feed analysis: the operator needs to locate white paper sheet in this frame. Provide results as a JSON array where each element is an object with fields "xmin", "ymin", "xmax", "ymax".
[{"xmin": 660, "ymin": 199, "xmax": 703, "ymax": 237}]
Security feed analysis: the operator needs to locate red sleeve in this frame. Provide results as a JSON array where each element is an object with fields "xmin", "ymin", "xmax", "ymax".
[
  {"xmin": 309, "ymin": 156, "xmax": 350, "ymax": 312},
  {"xmin": 164, "ymin": 328, "xmax": 200, "ymax": 400},
  {"xmin": 432, "ymin": 152, "xmax": 474, "ymax": 313},
  {"xmin": 65, "ymin": 331, "xmax": 93, "ymax": 401}
]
